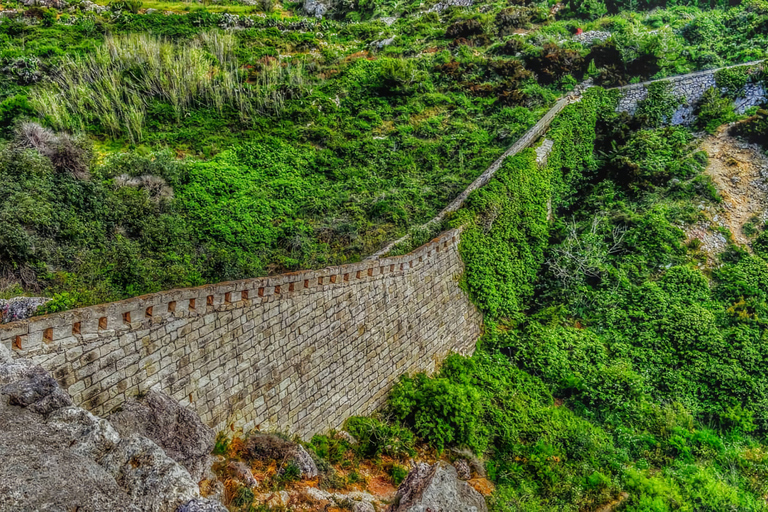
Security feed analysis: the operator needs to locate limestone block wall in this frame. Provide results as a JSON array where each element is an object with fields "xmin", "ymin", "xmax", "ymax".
[
  {"xmin": 615, "ymin": 61, "xmax": 766, "ymax": 125},
  {"xmin": 0, "ymin": 230, "xmax": 481, "ymax": 438}
]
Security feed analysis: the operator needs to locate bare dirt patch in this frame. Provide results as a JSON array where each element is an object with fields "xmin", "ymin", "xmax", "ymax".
[{"xmin": 690, "ymin": 129, "xmax": 768, "ymax": 255}]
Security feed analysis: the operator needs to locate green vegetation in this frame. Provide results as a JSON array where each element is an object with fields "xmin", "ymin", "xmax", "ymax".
[
  {"xmin": 0, "ymin": 0, "xmax": 766, "ymax": 304},
  {"xmin": 2, "ymin": 0, "xmax": 768, "ymax": 509},
  {"xmin": 377, "ymin": 86, "xmax": 768, "ymax": 510}
]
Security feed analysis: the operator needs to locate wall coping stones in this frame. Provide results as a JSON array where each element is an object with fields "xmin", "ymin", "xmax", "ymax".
[{"xmin": 0, "ymin": 228, "xmax": 463, "ymax": 359}]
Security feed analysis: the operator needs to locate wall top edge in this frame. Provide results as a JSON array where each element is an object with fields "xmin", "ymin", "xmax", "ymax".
[
  {"xmin": 0, "ymin": 227, "xmax": 463, "ymax": 337},
  {"xmin": 610, "ymin": 60, "xmax": 765, "ymax": 92}
]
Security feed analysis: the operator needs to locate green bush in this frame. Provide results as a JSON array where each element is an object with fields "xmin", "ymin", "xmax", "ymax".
[
  {"xmin": 695, "ymin": 87, "xmax": 736, "ymax": 133},
  {"xmin": 344, "ymin": 416, "xmax": 416, "ymax": 459}
]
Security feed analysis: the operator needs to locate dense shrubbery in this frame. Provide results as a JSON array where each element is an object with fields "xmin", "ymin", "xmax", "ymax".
[
  {"xmin": 1, "ymin": 0, "xmax": 768, "ymax": 509},
  {"xmin": 382, "ymin": 84, "xmax": 768, "ymax": 509}
]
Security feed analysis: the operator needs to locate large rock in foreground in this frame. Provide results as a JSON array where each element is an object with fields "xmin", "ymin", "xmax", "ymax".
[
  {"xmin": 0, "ymin": 344, "xmax": 220, "ymax": 512},
  {"xmin": 109, "ymin": 390, "xmax": 216, "ymax": 483},
  {"xmin": 390, "ymin": 461, "xmax": 487, "ymax": 512}
]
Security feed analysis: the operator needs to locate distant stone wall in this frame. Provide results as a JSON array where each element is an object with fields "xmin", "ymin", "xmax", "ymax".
[
  {"xmin": 615, "ymin": 61, "xmax": 766, "ymax": 125},
  {"xmin": 0, "ymin": 230, "xmax": 481, "ymax": 438}
]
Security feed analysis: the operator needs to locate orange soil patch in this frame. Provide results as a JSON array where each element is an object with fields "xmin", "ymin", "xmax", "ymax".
[
  {"xmin": 368, "ymin": 475, "xmax": 397, "ymax": 499},
  {"xmin": 468, "ymin": 477, "xmax": 495, "ymax": 496}
]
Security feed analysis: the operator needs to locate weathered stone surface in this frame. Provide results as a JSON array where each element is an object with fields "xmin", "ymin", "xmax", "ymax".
[
  {"xmin": 0, "ymin": 356, "xmax": 206, "ymax": 512},
  {"xmin": 453, "ymin": 458, "xmax": 472, "ymax": 480},
  {"xmin": 177, "ymin": 498, "xmax": 229, "ymax": 512},
  {"xmin": 353, "ymin": 501, "xmax": 376, "ymax": 512},
  {"xmin": 245, "ymin": 433, "xmax": 318, "ymax": 479},
  {"xmin": 295, "ymin": 444, "xmax": 319, "ymax": 479},
  {"xmin": 99, "ymin": 433, "xmax": 201, "ymax": 512},
  {"xmin": 391, "ymin": 461, "xmax": 487, "ymax": 512},
  {"xmin": 109, "ymin": 390, "xmax": 215, "ymax": 482},
  {"xmin": 572, "ymin": 30, "xmax": 611, "ymax": 46},
  {"xmin": 427, "ymin": 0, "xmax": 472, "ymax": 12},
  {"xmin": 227, "ymin": 461, "xmax": 259, "ymax": 488},
  {"xmin": 0, "ymin": 296, "xmax": 50, "ymax": 323},
  {"xmin": 47, "ymin": 406, "xmax": 120, "ymax": 459},
  {"xmin": 303, "ymin": 0, "xmax": 331, "ymax": 18},
  {"xmin": 0, "ymin": 398, "xmax": 136, "ymax": 511},
  {"xmin": 1, "ymin": 364, "xmax": 73, "ymax": 415}
]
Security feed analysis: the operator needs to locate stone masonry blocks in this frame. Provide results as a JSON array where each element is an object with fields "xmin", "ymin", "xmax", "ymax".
[{"xmin": 0, "ymin": 229, "xmax": 482, "ymax": 439}]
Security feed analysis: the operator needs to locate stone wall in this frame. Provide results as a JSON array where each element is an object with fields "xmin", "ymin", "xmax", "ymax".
[
  {"xmin": 0, "ymin": 230, "xmax": 481, "ymax": 438},
  {"xmin": 615, "ymin": 61, "xmax": 766, "ymax": 125},
  {"xmin": 370, "ymin": 94, "xmax": 573, "ymax": 258}
]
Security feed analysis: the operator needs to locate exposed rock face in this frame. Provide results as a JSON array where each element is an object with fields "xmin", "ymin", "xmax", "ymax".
[
  {"xmin": 453, "ymin": 458, "xmax": 472, "ymax": 480},
  {"xmin": 0, "ymin": 296, "xmax": 50, "ymax": 323},
  {"xmin": 1, "ymin": 363, "xmax": 73, "ymax": 415},
  {"xmin": 295, "ymin": 444, "xmax": 320, "ymax": 479},
  {"xmin": 177, "ymin": 498, "xmax": 229, "ymax": 512},
  {"xmin": 245, "ymin": 433, "xmax": 319, "ymax": 479},
  {"xmin": 573, "ymin": 30, "xmax": 611, "ymax": 46},
  {"xmin": 20, "ymin": 0, "xmax": 67, "ymax": 7},
  {"xmin": 304, "ymin": 0, "xmax": 332, "ymax": 18},
  {"xmin": 353, "ymin": 501, "xmax": 376, "ymax": 512},
  {"xmin": 390, "ymin": 461, "xmax": 487, "ymax": 512},
  {"xmin": 100, "ymin": 434, "xmax": 201, "ymax": 512},
  {"xmin": 109, "ymin": 390, "xmax": 216, "ymax": 483},
  {"xmin": 227, "ymin": 460, "xmax": 259, "ymax": 488},
  {"xmin": 0, "ymin": 344, "xmax": 212, "ymax": 512},
  {"xmin": 427, "ymin": 0, "xmax": 472, "ymax": 13}
]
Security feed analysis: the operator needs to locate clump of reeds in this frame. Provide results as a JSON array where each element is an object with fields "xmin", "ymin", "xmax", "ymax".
[{"xmin": 31, "ymin": 31, "xmax": 311, "ymax": 143}]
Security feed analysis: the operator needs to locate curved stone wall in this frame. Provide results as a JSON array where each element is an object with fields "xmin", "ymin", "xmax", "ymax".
[{"xmin": 0, "ymin": 230, "xmax": 481, "ymax": 437}]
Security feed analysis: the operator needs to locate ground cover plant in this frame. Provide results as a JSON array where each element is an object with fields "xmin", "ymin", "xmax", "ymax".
[
  {"xmin": 2, "ymin": 0, "xmax": 768, "ymax": 508},
  {"xmin": 0, "ymin": 0, "xmax": 767, "ymax": 306},
  {"xmin": 370, "ymin": 84, "xmax": 768, "ymax": 510}
]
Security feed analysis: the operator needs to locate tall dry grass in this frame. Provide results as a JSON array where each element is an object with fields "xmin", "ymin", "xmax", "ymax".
[{"xmin": 32, "ymin": 31, "xmax": 310, "ymax": 142}]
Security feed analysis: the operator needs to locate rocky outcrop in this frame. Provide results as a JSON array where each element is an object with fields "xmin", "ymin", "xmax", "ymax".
[
  {"xmin": 20, "ymin": 0, "xmax": 67, "ymax": 7},
  {"xmin": 245, "ymin": 432, "xmax": 319, "ymax": 479},
  {"xmin": 0, "ymin": 344, "xmax": 216, "ymax": 512},
  {"xmin": 303, "ymin": 0, "xmax": 333, "ymax": 18},
  {"xmin": 177, "ymin": 498, "xmax": 228, "ymax": 512},
  {"xmin": 453, "ymin": 458, "xmax": 472, "ymax": 480},
  {"xmin": 390, "ymin": 461, "xmax": 487, "ymax": 512},
  {"xmin": 427, "ymin": 0, "xmax": 473, "ymax": 13},
  {"xmin": 0, "ymin": 296, "xmax": 50, "ymax": 324},
  {"xmin": 573, "ymin": 30, "xmax": 611, "ymax": 46},
  {"xmin": 227, "ymin": 460, "xmax": 259, "ymax": 488},
  {"xmin": 109, "ymin": 390, "xmax": 216, "ymax": 483}
]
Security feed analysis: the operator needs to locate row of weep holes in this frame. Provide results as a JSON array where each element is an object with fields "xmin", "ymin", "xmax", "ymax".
[{"xmin": 11, "ymin": 236, "xmax": 453, "ymax": 349}]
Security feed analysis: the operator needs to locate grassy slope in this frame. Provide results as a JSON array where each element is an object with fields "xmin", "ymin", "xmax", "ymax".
[{"xmin": 0, "ymin": 0, "xmax": 766, "ymax": 313}]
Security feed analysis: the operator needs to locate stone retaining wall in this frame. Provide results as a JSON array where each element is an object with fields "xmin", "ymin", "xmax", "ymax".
[
  {"xmin": 0, "ymin": 230, "xmax": 481, "ymax": 438},
  {"xmin": 615, "ymin": 61, "xmax": 766, "ymax": 124}
]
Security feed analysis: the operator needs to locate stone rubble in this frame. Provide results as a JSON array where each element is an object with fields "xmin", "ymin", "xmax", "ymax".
[{"xmin": 573, "ymin": 30, "xmax": 611, "ymax": 46}]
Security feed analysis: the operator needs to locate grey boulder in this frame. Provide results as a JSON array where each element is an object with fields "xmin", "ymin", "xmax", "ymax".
[
  {"xmin": 177, "ymin": 497, "xmax": 229, "ymax": 512},
  {"xmin": 100, "ymin": 433, "xmax": 201, "ymax": 512},
  {"xmin": 390, "ymin": 461, "xmax": 487, "ymax": 512},
  {"xmin": 109, "ymin": 390, "xmax": 215, "ymax": 482},
  {"xmin": 227, "ymin": 460, "xmax": 259, "ymax": 488},
  {"xmin": 0, "ymin": 354, "xmax": 207, "ymax": 512},
  {"xmin": 303, "ymin": 0, "xmax": 331, "ymax": 18}
]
